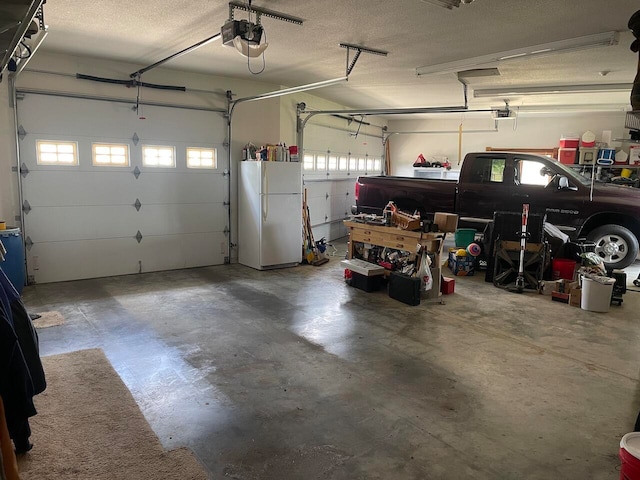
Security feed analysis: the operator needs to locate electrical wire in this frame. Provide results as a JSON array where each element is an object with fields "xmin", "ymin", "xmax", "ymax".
[{"xmin": 16, "ymin": 41, "xmax": 32, "ymax": 59}]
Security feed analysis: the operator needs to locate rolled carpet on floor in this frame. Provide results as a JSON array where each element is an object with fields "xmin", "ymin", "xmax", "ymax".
[{"xmin": 17, "ymin": 348, "xmax": 209, "ymax": 480}]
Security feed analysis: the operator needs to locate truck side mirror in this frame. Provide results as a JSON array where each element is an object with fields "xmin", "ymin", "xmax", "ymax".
[{"xmin": 558, "ymin": 176, "xmax": 578, "ymax": 191}]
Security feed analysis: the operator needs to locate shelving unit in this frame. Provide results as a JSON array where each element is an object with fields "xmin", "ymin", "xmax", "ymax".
[{"xmin": 567, "ymin": 164, "xmax": 640, "ymax": 187}]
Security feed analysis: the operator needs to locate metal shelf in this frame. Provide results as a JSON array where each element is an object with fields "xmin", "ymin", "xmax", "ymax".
[
  {"xmin": 568, "ymin": 164, "xmax": 640, "ymax": 168},
  {"xmin": 612, "ymin": 138, "xmax": 640, "ymax": 144}
]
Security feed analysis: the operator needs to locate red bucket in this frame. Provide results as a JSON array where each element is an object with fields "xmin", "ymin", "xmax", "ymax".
[
  {"xmin": 552, "ymin": 258, "xmax": 576, "ymax": 281},
  {"xmin": 620, "ymin": 433, "xmax": 640, "ymax": 479}
]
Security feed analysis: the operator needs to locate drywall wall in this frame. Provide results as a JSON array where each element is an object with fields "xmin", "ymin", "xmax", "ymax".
[{"xmin": 388, "ymin": 112, "xmax": 628, "ymax": 177}]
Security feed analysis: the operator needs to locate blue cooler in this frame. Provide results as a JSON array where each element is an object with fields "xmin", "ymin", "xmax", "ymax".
[{"xmin": 0, "ymin": 228, "xmax": 26, "ymax": 295}]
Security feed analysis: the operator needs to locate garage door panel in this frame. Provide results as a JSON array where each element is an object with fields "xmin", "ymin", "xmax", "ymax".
[
  {"xmin": 139, "ymin": 232, "xmax": 226, "ymax": 272},
  {"xmin": 138, "ymin": 204, "xmax": 227, "ymax": 236},
  {"xmin": 307, "ymin": 197, "xmax": 327, "ymax": 226},
  {"xmin": 136, "ymin": 173, "xmax": 226, "ymax": 204},
  {"xmin": 19, "ymin": 96, "xmax": 226, "ymax": 143},
  {"xmin": 23, "ymin": 171, "xmax": 138, "ymax": 206},
  {"xmin": 329, "ymin": 195, "xmax": 346, "ymax": 221},
  {"xmin": 304, "ymin": 182, "xmax": 327, "ymax": 200},
  {"xmin": 27, "ymin": 238, "xmax": 141, "ymax": 283},
  {"xmin": 18, "ymin": 93, "xmax": 228, "ymax": 283},
  {"xmin": 24, "ymin": 205, "xmax": 138, "ymax": 242}
]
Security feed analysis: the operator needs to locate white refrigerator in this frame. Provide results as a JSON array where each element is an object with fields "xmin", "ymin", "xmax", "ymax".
[{"xmin": 238, "ymin": 161, "xmax": 302, "ymax": 270}]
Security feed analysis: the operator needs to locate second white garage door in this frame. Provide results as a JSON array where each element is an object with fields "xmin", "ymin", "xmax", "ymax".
[{"xmin": 17, "ymin": 93, "xmax": 228, "ymax": 283}]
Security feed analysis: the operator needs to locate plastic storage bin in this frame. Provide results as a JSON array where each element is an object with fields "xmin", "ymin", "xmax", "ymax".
[
  {"xmin": 0, "ymin": 228, "xmax": 26, "ymax": 295},
  {"xmin": 558, "ymin": 148, "xmax": 577, "ymax": 165},
  {"xmin": 454, "ymin": 228, "xmax": 476, "ymax": 248},
  {"xmin": 581, "ymin": 277, "xmax": 614, "ymax": 313}
]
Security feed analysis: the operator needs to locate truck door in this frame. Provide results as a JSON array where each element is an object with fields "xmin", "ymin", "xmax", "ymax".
[
  {"xmin": 457, "ymin": 154, "xmax": 514, "ymax": 219},
  {"xmin": 510, "ymin": 156, "xmax": 585, "ymax": 232}
]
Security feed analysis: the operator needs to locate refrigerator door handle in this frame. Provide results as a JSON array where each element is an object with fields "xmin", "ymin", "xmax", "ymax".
[
  {"xmin": 262, "ymin": 169, "xmax": 269, "ymax": 222},
  {"xmin": 262, "ymin": 193, "xmax": 269, "ymax": 223}
]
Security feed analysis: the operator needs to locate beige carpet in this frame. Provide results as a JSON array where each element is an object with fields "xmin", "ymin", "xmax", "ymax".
[
  {"xmin": 17, "ymin": 349, "xmax": 210, "ymax": 480},
  {"xmin": 32, "ymin": 311, "xmax": 65, "ymax": 329}
]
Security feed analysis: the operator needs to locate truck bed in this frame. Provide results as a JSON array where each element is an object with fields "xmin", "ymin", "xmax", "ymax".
[{"xmin": 356, "ymin": 175, "xmax": 457, "ymax": 217}]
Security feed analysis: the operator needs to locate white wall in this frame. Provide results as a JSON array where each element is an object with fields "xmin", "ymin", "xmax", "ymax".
[{"xmin": 388, "ymin": 112, "xmax": 628, "ymax": 177}]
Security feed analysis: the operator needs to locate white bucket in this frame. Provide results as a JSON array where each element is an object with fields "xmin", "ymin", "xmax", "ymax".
[{"xmin": 581, "ymin": 277, "xmax": 614, "ymax": 313}]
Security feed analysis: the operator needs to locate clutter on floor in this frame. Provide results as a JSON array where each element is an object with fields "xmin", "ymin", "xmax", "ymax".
[{"xmin": 342, "ymin": 208, "xmax": 446, "ymax": 306}]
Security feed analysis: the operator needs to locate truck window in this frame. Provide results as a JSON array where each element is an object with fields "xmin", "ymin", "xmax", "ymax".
[
  {"xmin": 514, "ymin": 158, "xmax": 552, "ymax": 186},
  {"xmin": 468, "ymin": 157, "xmax": 506, "ymax": 184}
]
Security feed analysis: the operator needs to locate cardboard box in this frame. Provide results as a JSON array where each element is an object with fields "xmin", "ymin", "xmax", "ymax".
[
  {"xmin": 434, "ymin": 212, "xmax": 459, "ymax": 233},
  {"xmin": 448, "ymin": 250, "xmax": 475, "ymax": 276},
  {"xmin": 556, "ymin": 279, "xmax": 579, "ymax": 294},
  {"xmin": 441, "ymin": 276, "xmax": 455, "ymax": 294},
  {"xmin": 551, "ymin": 291, "xmax": 570, "ymax": 303},
  {"xmin": 569, "ymin": 287, "xmax": 582, "ymax": 307},
  {"xmin": 539, "ymin": 280, "xmax": 559, "ymax": 295}
]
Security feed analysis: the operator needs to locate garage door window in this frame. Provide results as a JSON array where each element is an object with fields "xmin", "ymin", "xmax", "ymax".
[
  {"xmin": 143, "ymin": 145, "xmax": 176, "ymax": 167},
  {"xmin": 187, "ymin": 147, "xmax": 217, "ymax": 169},
  {"xmin": 92, "ymin": 143, "xmax": 130, "ymax": 166},
  {"xmin": 36, "ymin": 140, "xmax": 78, "ymax": 166},
  {"xmin": 303, "ymin": 154, "xmax": 315, "ymax": 170}
]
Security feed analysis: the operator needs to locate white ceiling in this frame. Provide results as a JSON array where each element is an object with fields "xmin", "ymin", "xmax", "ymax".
[{"xmin": 34, "ymin": 0, "xmax": 640, "ymax": 112}]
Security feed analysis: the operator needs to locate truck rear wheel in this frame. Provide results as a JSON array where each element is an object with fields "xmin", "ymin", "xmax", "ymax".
[{"xmin": 586, "ymin": 225, "xmax": 639, "ymax": 270}]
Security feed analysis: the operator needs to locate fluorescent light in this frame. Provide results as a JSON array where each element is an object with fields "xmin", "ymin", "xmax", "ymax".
[
  {"xmin": 416, "ymin": 31, "xmax": 619, "ymax": 76},
  {"xmin": 420, "ymin": 0, "xmax": 462, "ymax": 9},
  {"xmin": 473, "ymin": 83, "xmax": 632, "ymax": 98},
  {"xmin": 233, "ymin": 76, "xmax": 348, "ymax": 104}
]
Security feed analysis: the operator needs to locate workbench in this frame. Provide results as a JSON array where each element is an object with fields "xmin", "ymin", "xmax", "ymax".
[
  {"xmin": 343, "ymin": 220, "xmax": 444, "ymax": 266},
  {"xmin": 343, "ymin": 220, "xmax": 446, "ymax": 303}
]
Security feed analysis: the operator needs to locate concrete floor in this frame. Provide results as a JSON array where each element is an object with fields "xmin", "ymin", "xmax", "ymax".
[{"xmin": 22, "ymin": 239, "xmax": 640, "ymax": 480}]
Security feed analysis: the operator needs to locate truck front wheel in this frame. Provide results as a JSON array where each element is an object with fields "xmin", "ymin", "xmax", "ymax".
[{"xmin": 586, "ymin": 225, "xmax": 639, "ymax": 270}]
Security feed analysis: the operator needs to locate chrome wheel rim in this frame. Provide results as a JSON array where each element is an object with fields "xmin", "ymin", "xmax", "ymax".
[{"xmin": 593, "ymin": 234, "xmax": 628, "ymax": 264}]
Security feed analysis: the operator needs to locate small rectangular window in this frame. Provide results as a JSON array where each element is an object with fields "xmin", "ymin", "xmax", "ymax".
[
  {"xmin": 339, "ymin": 156, "xmax": 348, "ymax": 171},
  {"xmin": 374, "ymin": 159, "xmax": 382, "ymax": 172},
  {"xmin": 92, "ymin": 143, "xmax": 130, "ymax": 167},
  {"xmin": 36, "ymin": 140, "xmax": 79, "ymax": 166},
  {"xmin": 349, "ymin": 156, "xmax": 357, "ymax": 171},
  {"xmin": 143, "ymin": 145, "xmax": 176, "ymax": 167},
  {"xmin": 358, "ymin": 157, "xmax": 366, "ymax": 171},
  {"xmin": 366, "ymin": 158, "xmax": 374, "ymax": 171},
  {"xmin": 303, "ymin": 154, "xmax": 315, "ymax": 170},
  {"xmin": 187, "ymin": 147, "xmax": 217, "ymax": 169},
  {"xmin": 328, "ymin": 155, "xmax": 338, "ymax": 171},
  {"xmin": 316, "ymin": 155, "xmax": 326, "ymax": 171}
]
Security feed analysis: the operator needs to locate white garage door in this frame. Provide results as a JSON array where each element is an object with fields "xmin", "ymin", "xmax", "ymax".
[{"xmin": 17, "ymin": 93, "xmax": 228, "ymax": 283}]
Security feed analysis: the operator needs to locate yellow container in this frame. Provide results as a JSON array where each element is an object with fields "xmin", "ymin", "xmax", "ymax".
[
  {"xmin": 0, "ymin": 221, "xmax": 6, "ymax": 230},
  {"xmin": 621, "ymin": 168, "xmax": 633, "ymax": 178}
]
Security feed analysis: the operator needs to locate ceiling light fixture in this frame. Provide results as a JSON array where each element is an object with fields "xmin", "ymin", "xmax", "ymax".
[
  {"xmin": 473, "ymin": 83, "xmax": 632, "ymax": 98},
  {"xmin": 419, "ymin": 0, "xmax": 474, "ymax": 9},
  {"xmin": 233, "ymin": 76, "xmax": 348, "ymax": 105},
  {"xmin": 416, "ymin": 31, "xmax": 619, "ymax": 76}
]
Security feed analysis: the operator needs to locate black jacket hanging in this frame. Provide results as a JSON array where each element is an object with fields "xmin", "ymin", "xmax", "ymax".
[{"xmin": 0, "ymin": 270, "xmax": 45, "ymax": 395}]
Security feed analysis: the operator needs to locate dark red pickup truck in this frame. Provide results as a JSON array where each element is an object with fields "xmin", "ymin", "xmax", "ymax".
[{"xmin": 355, "ymin": 152, "xmax": 640, "ymax": 269}]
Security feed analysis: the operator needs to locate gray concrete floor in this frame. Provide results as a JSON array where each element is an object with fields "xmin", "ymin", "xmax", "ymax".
[{"xmin": 22, "ymin": 238, "xmax": 640, "ymax": 480}]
